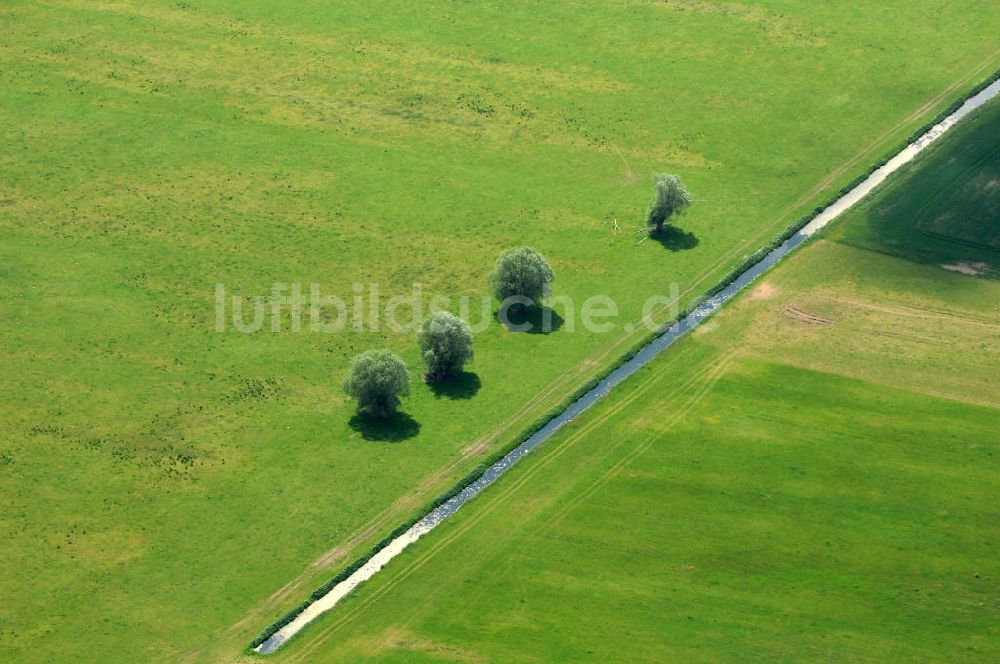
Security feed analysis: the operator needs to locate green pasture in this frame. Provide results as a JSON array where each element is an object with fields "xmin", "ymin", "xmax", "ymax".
[
  {"xmin": 837, "ymin": 94, "xmax": 1000, "ymax": 274},
  {"xmin": 281, "ymin": 99, "xmax": 1000, "ymax": 662},
  {"xmin": 1, "ymin": 1, "xmax": 999, "ymax": 661}
]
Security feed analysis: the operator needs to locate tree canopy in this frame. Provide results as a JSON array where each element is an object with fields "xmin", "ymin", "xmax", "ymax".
[
  {"xmin": 489, "ymin": 246, "xmax": 555, "ymax": 308},
  {"xmin": 645, "ymin": 173, "xmax": 692, "ymax": 233},
  {"xmin": 418, "ymin": 311, "xmax": 474, "ymax": 381},
  {"xmin": 342, "ymin": 349, "xmax": 411, "ymax": 418}
]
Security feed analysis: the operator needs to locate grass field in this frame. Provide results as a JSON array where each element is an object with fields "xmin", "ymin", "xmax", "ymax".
[
  {"xmin": 2, "ymin": 1, "xmax": 1000, "ymax": 662},
  {"xmin": 277, "ymin": 98, "xmax": 1000, "ymax": 661},
  {"xmin": 837, "ymin": 95, "xmax": 1000, "ymax": 274}
]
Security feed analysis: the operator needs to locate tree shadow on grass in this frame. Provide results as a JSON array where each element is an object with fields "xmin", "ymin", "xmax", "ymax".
[
  {"xmin": 427, "ymin": 371, "xmax": 481, "ymax": 400},
  {"xmin": 348, "ymin": 411, "xmax": 420, "ymax": 442},
  {"xmin": 650, "ymin": 225, "xmax": 699, "ymax": 251},
  {"xmin": 496, "ymin": 306, "xmax": 565, "ymax": 335}
]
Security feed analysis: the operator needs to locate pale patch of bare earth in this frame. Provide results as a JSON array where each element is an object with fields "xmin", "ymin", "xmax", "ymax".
[
  {"xmin": 747, "ymin": 281, "xmax": 778, "ymax": 300},
  {"xmin": 940, "ymin": 261, "xmax": 990, "ymax": 276}
]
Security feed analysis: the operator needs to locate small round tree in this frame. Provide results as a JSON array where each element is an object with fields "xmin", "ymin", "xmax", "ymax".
[
  {"xmin": 489, "ymin": 246, "xmax": 555, "ymax": 310},
  {"xmin": 645, "ymin": 173, "xmax": 692, "ymax": 234},
  {"xmin": 342, "ymin": 349, "xmax": 410, "ymax": 418},
  {"xmin": 418, "ymin": 311, "xmax": 473, "ymax": 382}
]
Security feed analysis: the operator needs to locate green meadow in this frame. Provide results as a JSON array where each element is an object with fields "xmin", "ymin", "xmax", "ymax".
[
  {"xmin": 277, "ymin": 95, "xmax": 1000, "ymax": 661},
  {"xmin": 2, "ymin": 1, "xmax": 1000, "ymax": 662},
  {"xmin": 837, "ymin": 96, "xmax": 1000, "ymax": 274}
]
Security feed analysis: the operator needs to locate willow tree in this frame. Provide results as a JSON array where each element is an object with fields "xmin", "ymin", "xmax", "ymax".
[
  {"xmin": 342, "ymin": 349, "xmax": 411, "ymax": 418},
  {"xmin": 488, "ymin": 246, "xmax": 555, "ymax": 310},
  {"xmin": 418, "ymin": 311, "xmax": 474, "ymax": 381},
  {"xmin": 645, "ymin": 173, "xmax": 692, "ymax": 234}
]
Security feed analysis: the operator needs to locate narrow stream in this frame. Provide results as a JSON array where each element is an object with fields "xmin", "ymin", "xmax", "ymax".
[{"xmin": 256, "ymin": 77, "xmax": 1000, "ymax": 654}]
